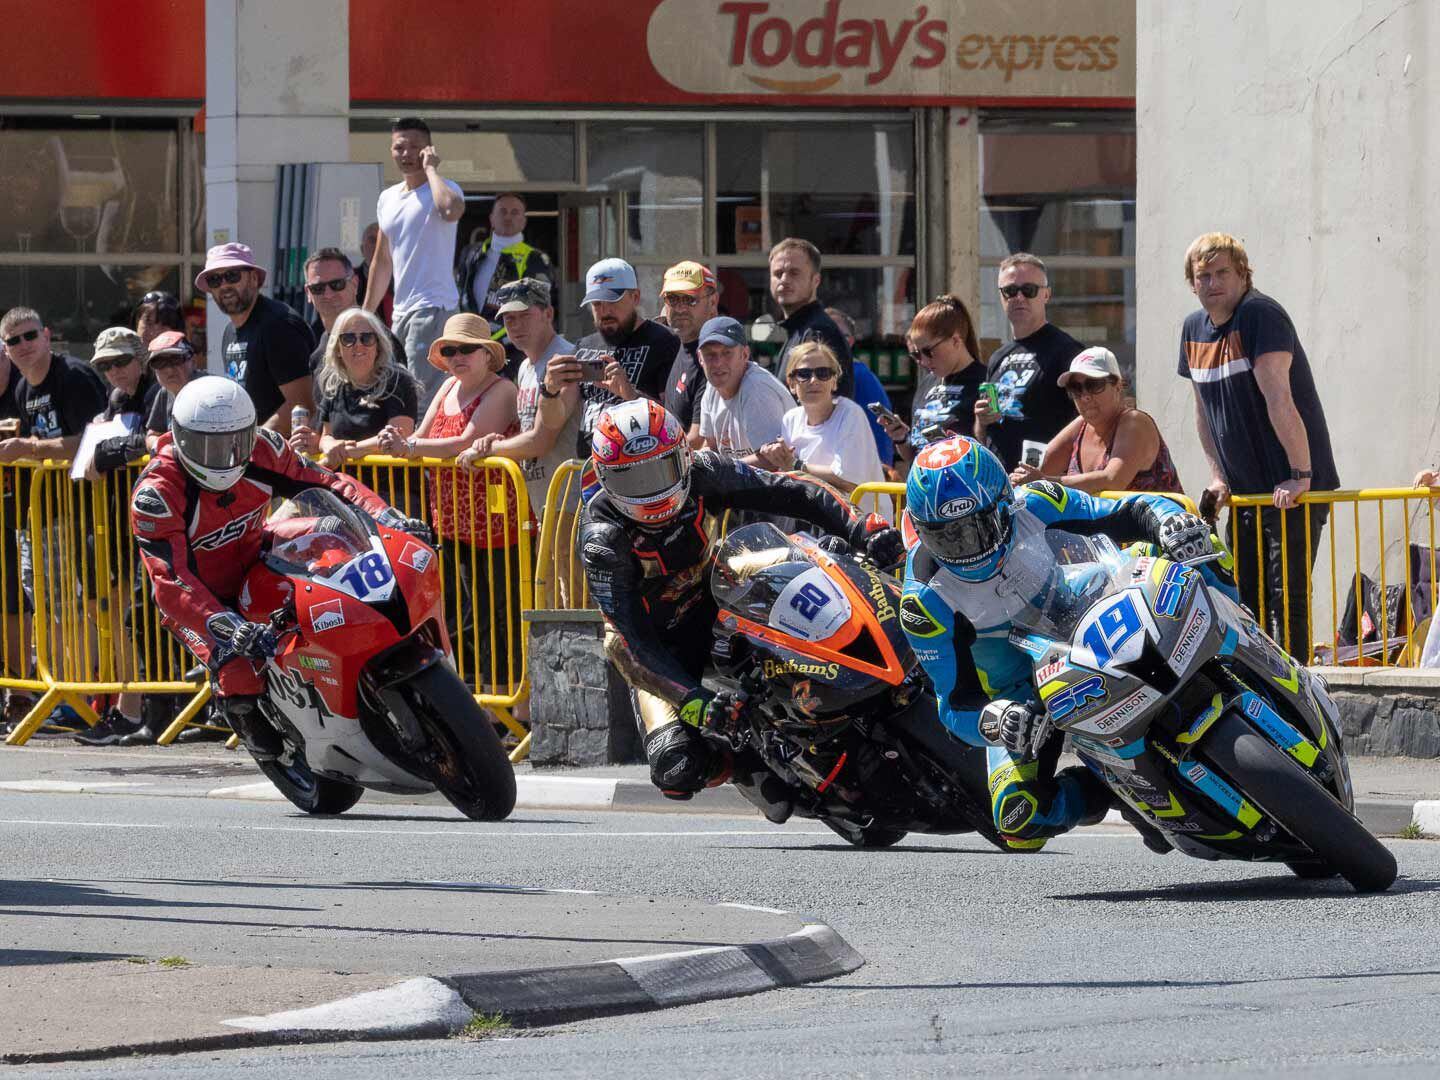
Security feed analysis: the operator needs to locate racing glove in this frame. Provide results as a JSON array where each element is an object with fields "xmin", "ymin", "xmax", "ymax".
[
  {"xmin": 93, "ymin": 432, "xmax": 147, "ymax": 474},
  {"xmin": 206, "ymin": 612, "xmax": 278, "ymax": 666},
  {"xmin": 377, "ymin": 507, "xmax": 434, "ymax": 547},
  {"xmin": 863, "ymin": 525, "xmax": 906, "ymax": 569},
  {"xmin": 978, "ymin": 699, "xmax": 1042, "ymax": 756},
  {"xmin": 1157, "ymin": 512, "xmax": 1212, "ymax": 564},
  {"xmin": 677, "ymin": 687, "xmax": 748, "ymax": 736}
]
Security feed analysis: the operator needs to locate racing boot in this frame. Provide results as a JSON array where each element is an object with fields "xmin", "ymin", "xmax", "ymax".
[
  {"xmin": 730, "ymin": 755, "xmax": 796, "ymax": 825},
  {"xmin": 221, "ymin": 696, "xmax": 284, "ymax": 762},
  {"xmin": 643, "ymin": 721, "xmax": 730, "ymax": 800},
  {"xmin": 1115, "ymin": 801, "xmax": 1173, "ymax": 855},
  {"xmin": 1065, "ymin": 765, "xmax": 1114, "ymax": 827}
]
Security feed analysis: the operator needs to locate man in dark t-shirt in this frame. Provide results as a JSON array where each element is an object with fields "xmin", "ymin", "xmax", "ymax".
[
  {"xmin": 769, "ymin": 238, "xmax": 855, "ymax": 399},
  {"xmin": 197, "ymin": 242, "xmax": 315, "ymax": 435},
  {"xmin": 659, "ymin": 260, "xmax": 717, "ymax": 444},
  {"xmin": 975, "ymin": 253, "xmax": 1082, "ymax": 470},
  {"xmin": 1179, "ymin": 232, "xmax": 1338, "ymax": 658},
  {"xmin": 573, "ymin": 258, "xmax": 681, "ymax": 454}
]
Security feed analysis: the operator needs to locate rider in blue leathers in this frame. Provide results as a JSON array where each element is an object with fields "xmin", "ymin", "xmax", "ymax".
[{"xmin": 899, "ymin": 435, "xmax": 1228, "ymax": 851}]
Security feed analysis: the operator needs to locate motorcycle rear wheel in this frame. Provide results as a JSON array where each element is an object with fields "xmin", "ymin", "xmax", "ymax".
[
  {"xmin": 258, "ymin": 755, "xmax": 364, "ymax": 816},
  {"xmin": 823, "ymin": 818, "xmax": 908, "ymax": 848},
  {"xmin": 400, "ymin": 663, "xmax": 517, "ymax": 822},
  {"xmin": 1203, "ymin": 714, "xmax": 1396, "ymax": 893}
]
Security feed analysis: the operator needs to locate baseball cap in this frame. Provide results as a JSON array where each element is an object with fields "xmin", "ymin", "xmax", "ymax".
[
  {"xmin": 148, "ymin": 330, "xmax": 195, "ymax": 360},
  {"xmin": 661, "ymin": 260, "xmax": 716, "ymax": 295},
  {"xmin": 496, "ymin": 277, "xmax": 552, "ymax": 315},
  {"xmin": 1057, "ymin": 346, "xmax": 1122, "ymax": 387},
  {"xmin": 92, "ymin": 327, "xmax": 144, "ymax": 363},
  {"xmin": 580, "ymin": 258, "xmax": 639, "ymax": 307},
  {"xmin": 697, "ymin": 316, "xmax": 747, "ymax": 350}
]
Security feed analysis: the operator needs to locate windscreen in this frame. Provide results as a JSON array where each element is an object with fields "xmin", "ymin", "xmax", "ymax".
[
  {"xmin": 1009, "ymin": 530, "xmax": 1131, "ymax": 642},
  {"xmin": 711, "ymin": 522, "xmax": 853, "ymax": 641},
  {"xmin": 266, "ymin": 488, "xmax": 378, "ymax": 580}
]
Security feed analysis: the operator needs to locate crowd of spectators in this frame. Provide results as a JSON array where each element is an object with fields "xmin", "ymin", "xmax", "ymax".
[{"xmin": 0, "ymin": 114, "xmax": 1352, "ymax": 742}]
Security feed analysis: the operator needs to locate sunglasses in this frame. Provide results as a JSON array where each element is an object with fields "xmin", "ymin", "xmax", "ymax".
[
  {"xmin": 338, "ymin": 331, "xmax": 378, "ymax": 348},
  {"xmin": 1066, "ymin": 376, "xmax": 1114, "ymax": 397},
  {"xmin": 204, "ymin": 268, "xmax": 246, "ymax": 289},
  {"xmin": 662, "ymin": 292, "xmax": 706, "ymax": 308},
  {"xmin": 2, "ymin": 328, "xmax": 41, "ymax": 347},
  {"xmin": 306, "ymin": 276, "xmax": 351, "ymax": 295},
  {"xmin": 908, "ymin": 339, "xmax": 945, "ymax": 361},
  {"xmin": 1000, "ymin": 282, "xmax": 1043, "ymax": 300},
  {"xmin": 439, "ymin": 343, "xmax": 483, "ymax": 358},
  {"xmin": 139, "ymin": 291, "xmax": 175, "ymax": 307},
  {"xmin": 789, "ymin": 367, "xmax": 836, "ymax": 383},
  {"xmin": 93, "ymin": 354, "xmax": 137, "ymax": 374},
  {"xmin": 149, "ymin": 352, "xmax": 192, "ymax": 370}
]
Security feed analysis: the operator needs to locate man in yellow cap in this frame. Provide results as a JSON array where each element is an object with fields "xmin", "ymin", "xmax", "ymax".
[{"xmin": 659, "ymin": 261, "xmax": 719, "ymax": 447}]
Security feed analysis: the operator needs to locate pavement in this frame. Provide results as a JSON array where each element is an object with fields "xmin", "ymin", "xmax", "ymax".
[{"xmin": 0, "ymin": 736, "xmax": 1435, "ymax": 1065}]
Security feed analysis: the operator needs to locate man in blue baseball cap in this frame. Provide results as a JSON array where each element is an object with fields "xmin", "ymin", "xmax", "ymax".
[
  {"xmin": 572, "ymin": 257, "xmax": 680, "ymax": 448},
  {"xmin": 694, "ymin": 316, "xmax": 793, "ymax": 462}
]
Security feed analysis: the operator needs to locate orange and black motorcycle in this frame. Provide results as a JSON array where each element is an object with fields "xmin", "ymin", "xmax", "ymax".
[{"xmin": 708, "ymin": 522, "xmax": 1004, "ymax": 849}]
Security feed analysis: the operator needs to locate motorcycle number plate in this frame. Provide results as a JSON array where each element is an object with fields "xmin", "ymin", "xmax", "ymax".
[
  {"xmin": 771, "ymin": 567, "xmax": 850, "ymax": 642},
  {"xmin": 327, "ymin": 546, "xmax": 397, "ymax": 603}
]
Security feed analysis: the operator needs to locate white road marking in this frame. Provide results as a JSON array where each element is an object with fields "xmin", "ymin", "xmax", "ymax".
[
  {"xmin": 0, "ymin": 818, "xmax": 825, "ymax": 839},
  {"xmin": 0, "ymin": 781, "xmax": 153, "ymax": 793},
  {"xmin": 718, "ymin": 902, "xmax": 791, "ymax": 915}
]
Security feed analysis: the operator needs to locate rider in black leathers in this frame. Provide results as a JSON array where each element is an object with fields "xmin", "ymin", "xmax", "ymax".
[{"xmin": 578, "ymin": 399, "xmax": 903, "ymax": 814}]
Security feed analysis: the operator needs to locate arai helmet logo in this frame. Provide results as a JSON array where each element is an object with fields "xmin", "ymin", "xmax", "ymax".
[
  {"xmin": 938, "ymin": 496, "xmax": 977, "ymax": 519},
  {"xmin": 624, "ymin": 434, "xmax": 659, "ymax": 456}
]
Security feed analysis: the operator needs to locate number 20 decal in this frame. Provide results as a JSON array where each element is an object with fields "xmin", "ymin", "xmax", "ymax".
[{"xmin": 789, "ymin": 582, "xmax": 831, "ymax": 621}]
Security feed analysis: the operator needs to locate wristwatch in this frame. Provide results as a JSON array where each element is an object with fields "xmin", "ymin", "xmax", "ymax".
[
  {"xmin": 1290, "ymin": 468, "xmax": 1312, "ymax": 481},
  {"xmin": 538, "ymin": 383, "xmax": 560, "ymax": 399}
]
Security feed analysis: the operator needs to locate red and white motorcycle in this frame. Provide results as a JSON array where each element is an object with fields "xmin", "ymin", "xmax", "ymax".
[{"xmin": 232, "ymin": 488, "xmax": 516, "ymax": 820}]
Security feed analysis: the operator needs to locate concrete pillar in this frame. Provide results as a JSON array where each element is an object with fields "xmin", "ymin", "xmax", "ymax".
[
  {"xmin": 204, "ymin": 0, "xmax": 350, "ymax": 369},
  {"xmin": 944, "ymin": 107, "xmax": 981, "ymax": 319}
]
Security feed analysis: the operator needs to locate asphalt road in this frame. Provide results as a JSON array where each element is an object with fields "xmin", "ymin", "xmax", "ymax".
[{"xmin": 5, "ymin": 788, "xmax": 1439, "ymax": 1079}]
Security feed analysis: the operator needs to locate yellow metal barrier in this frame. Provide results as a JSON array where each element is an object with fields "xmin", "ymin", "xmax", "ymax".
[
  {"xmin": 533, "ymin": 459, "xmax": 591, "ymax": 611},
  {"xmin": 3, "ymin": 455, "xmax": 536, "ymax": 759}
]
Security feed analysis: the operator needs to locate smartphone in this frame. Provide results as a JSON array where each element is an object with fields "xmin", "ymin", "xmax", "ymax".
[
  {"xmin": 866, "ymin": 402, "xmax": 902, "ymax": 427},
  {"xmin": 578, "ymin": 358, "xmax": 608, "ymax": 384}
]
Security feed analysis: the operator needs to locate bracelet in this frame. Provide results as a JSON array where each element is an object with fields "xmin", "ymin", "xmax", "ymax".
[
  {"xmin": 406, "ymin": 437, "xmax": 417, "ymax": 457},
  {"xmin": 538, "ymin": 383, "xmax": 560, "ymax": 399}
]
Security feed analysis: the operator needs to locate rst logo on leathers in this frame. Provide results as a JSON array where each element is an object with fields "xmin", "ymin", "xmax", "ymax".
[{"xmin": 191, "ymin": 507, "xmax": 264, "ymax": 551}]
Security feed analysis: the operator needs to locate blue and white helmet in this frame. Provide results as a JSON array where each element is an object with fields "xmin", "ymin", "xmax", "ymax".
[{"xmin": 904, "ymin": 436, "xmax": 1016, "ymax": 581}]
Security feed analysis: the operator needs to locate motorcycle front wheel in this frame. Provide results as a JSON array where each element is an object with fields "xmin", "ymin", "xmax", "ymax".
[
  {"xmin": 398, "ymin": 662, "xmax": 517, "ymax": 822},
  {"xmin": 257, "ymin": 754, "xmax": 364, "ymax": 815},
  {"xmin": 1203, "ymin": 714, "xmax": 1396, "ymax": 893}
]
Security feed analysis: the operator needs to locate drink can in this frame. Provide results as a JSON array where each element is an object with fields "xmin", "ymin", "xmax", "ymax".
[
  {"xmin": 978, "ymin": 382, "xmax": 1000, "ymax": 414},
  {"xmin": 291, "ymin": 405, "xmax": 311, "ymax": 431}
]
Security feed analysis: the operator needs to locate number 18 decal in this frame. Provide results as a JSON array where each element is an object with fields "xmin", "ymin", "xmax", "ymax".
[
  {"xmin": 338, "ymin": 552, "xmax": 394, "ymax": 599},
  {"xmin": 1071, "ymin": 589, "xmax": 1158, "ymax": 671}
]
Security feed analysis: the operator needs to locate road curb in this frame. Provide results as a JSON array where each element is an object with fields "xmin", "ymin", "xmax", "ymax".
[{"xmin": 2, "ymin": 918, "xmax": 862, "ymax": 1065}]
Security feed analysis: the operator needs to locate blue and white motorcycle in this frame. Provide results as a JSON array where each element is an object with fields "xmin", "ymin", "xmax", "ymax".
[{"xmin": 1008, "ymin": 531, "xmax": 1396, "ymax": 893}]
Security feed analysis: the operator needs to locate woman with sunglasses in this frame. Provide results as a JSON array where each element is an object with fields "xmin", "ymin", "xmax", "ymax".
[
  {"xmin": 1008, "ymin": 347, "xmax": 1180, "ymax": 494},
  {"xmin": 291, "ymin": 307, "xmax": 419, "ymax": 472},
  {"xmin": 878, "ymin": 295, "xmax": 986, "ymax": 475},
  {"xmin": 764, "ymin": 341, "xmax": 883, "ymax": 498},
  {"xmin": 378, "ymin": 313, "xmax": 524, "ymax": 695}
]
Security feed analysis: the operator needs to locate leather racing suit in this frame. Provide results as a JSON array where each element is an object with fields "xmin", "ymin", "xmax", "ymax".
[
  {"xmin": 579, "ymin": 451, "xmax": 894, "ymax": 798},
  {"xmin": 900, "ymin": 479, "xmax": 1235, "ymax": 850},
  {"xmin": 131, "ymin": 427, "xmax": 391, "ymax": 697}
]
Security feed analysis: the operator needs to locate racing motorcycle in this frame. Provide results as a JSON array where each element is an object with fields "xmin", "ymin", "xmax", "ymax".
[
  {"xmin": 706, "ymin": 522, "xmax": 1004, "ymax": 849},
  {"xmin": 232, "ymin": 488, "xmax": 516, "ymax": 820},
  {"xmin": 1007, "ymin": 529, "xmax": 1395, "ymax": 892}
]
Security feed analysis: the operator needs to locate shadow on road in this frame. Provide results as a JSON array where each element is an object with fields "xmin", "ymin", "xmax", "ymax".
[
  {"xmin": 312, "ymin": 813, "xmax": 592, "ymax": 826},
  {"xmin": 0, "ymin": 949, "xmax": 128, "ymax": 967},
  {"xmin": 1049, "ymin": 875, "xmax": 1440, "ymax": 903},
  {"xmin": 734, "ymin": 844, "xmax": 1065, "ymax": 856},
  {"xmin": 815, "ymin": 966, "xmax": 1440, "ymax": 992},
  {"xmin": 0, "ymin": 880, "xmax": 311, "ymax": 912}
]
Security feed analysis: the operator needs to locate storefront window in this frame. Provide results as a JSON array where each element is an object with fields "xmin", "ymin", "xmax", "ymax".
[
  {"xmin": 979, "ymin": 115, "xmax": 1136, "ymax": 384},
  {"xmin": 585, "ymin": 123, "xmax": 702, "ymax": 258},
  {"xmin": 715, "ymin": 123, "xmax": 916, "ymax": 257},
  {"xmin": 0, "ymin": 265, "xmax": 183, "ymax": 355},
  {"xmin": 350, "ymin": 120, "xmax": 577, "ymax": 186}
]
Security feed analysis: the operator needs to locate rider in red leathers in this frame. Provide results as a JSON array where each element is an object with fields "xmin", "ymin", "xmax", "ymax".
[{"xmin": 132, "ymin": 376, "xmax": 428, "ymax": 756}]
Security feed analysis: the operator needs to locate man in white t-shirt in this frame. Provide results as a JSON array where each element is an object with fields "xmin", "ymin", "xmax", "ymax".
[
  {"xmin": 696, "ymin": 316, "xmax": 794, "ymax": 462},
  {"xmin": 363, "ymin": 117, "xmax": 466, "ymax": 407}
]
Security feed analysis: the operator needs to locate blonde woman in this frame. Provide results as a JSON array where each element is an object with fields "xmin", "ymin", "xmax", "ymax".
[
  {"xmin": 756, "ymin": 340, "xmax": 883, "ymax": 496},
  {"xmin": 290, "ymin": 306, "xmax": 419, "ymax": 470}
]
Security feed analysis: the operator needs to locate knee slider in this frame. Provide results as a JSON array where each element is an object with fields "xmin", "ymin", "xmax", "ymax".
[
  {"xmin": 643, "ymin": 723, "xmax": 714, "ymax": 797},
  {"xmin": 995, "ymin": 790, "xmax": 1040, "ymax": 838}
]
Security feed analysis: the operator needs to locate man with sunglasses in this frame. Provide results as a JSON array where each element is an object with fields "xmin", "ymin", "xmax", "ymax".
[
  {"xmin": 0, "ymin": 308, "xmax": 107, "ymax": 467},
  {"xmin": 976, "ymin": 252, "xmax": 1084, "ymax": 470},
  {"xmin": 658, "ymin": 261, "xmax": 718, "ymax": 446},
  {"xmin": 198, "ymin": 242, "xmax": 315, "ymax": 439},
  {"xmin": 302, "ymin": 247, "xmax": 407, "ymax": 374}
]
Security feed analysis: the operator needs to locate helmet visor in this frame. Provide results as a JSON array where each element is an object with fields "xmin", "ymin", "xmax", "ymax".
[
  {"xmin": 173, "ymin": 423, "xmax": 256, "ymax": 470},
  {"xmin": 595, "ymin": 447, "xmax": 688, "ymax": 502},
  {"xmin": 912, "ymin": 504, "xmax": 1012, "ymax": 567}
]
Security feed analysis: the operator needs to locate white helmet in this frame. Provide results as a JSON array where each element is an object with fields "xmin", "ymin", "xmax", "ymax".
[{"xmin": 170, "ymin": 376, "xmax": 257, "ymax": 491}]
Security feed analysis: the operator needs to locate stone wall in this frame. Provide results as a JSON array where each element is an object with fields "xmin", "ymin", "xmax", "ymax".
[
  {"xmin": 525, "ymin": 611, "xmax": 641, "ymax": 768},
  {"xmin": 1321, "ymin": 669, "xmax": 1440, "ymax": 759}
]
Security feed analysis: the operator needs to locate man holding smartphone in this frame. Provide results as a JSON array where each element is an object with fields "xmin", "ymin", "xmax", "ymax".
[{"xmin": 572, "ymin": 258, "xmax": 680, "ymax": 454}]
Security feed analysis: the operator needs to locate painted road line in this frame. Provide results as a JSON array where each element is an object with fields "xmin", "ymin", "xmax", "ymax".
[{"xmin": 0, "ymin": 781, "xmax": 153, "ymax": 793}]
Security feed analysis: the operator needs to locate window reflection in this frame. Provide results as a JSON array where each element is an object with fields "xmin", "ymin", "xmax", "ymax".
[
  {"xmin": 0, "ymin": 265, "xmax": 183, "ymax": 351},
  {"xmin": 585, "ymin": 124, "xmax": 703, "ymax": 257},
  {"xmin": 349, "ymin": 121, "xmax": 577, "ymax": 186}
]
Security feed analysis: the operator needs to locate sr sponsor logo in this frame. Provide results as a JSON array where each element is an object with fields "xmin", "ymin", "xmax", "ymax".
[{"xmin": 1047, "ymin": 674, "xmax": 1106, "ymax": 722}]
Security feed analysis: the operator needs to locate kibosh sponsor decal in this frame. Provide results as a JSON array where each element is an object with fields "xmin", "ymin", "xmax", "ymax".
[{"xmin": 646, "ymin": 0, "xmax": 1131, "ymax": 98}]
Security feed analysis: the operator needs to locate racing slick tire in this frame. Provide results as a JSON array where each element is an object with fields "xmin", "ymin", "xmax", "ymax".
[
  {"xmin": 258, "ymin": 755, "xmax": 364, "ymax": 816},
  {"xmin": 402, "ymin": 662, "xmax": 517, "ymax": 822}
]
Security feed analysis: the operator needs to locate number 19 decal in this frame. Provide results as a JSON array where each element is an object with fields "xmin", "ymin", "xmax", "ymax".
[{"xmin": 1071, "ymin": 590, "xmax": 1157, "ymax": 671}]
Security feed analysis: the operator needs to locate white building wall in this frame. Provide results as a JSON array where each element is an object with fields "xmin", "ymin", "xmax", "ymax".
[{"xmin": 1137, "ymin": 0, "xmax": 1439, "ymax": 495}]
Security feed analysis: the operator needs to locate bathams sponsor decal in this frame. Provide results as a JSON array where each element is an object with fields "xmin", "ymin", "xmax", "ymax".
[{"xmin": 763, "ymin": 658, "xmax": 841, "ymax": 680}]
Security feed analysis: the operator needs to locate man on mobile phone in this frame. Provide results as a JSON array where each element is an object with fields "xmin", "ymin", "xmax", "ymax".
[{"xmin": 572, "ymin": 258, "xmax": 680, "ymax": 454}]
